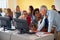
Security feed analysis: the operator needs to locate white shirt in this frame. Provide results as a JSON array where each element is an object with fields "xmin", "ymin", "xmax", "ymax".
[
  {"xmin": 37, "ymin": 16, "xmax": 46, "ymax": 31},
  {"xmin": 38, "ymin": 20, "xmax": 41, "ymax": 28}
]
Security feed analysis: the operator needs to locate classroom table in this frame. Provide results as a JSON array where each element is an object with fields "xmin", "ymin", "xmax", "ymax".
[{"xmin": 0, "ymin": 30, "xmax": 54, "ymax": 40}]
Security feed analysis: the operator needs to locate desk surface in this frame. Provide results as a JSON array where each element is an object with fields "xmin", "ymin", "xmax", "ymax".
[{"xmin": 0, "ymin": 30, "xmax": 54, "ymax": 40}]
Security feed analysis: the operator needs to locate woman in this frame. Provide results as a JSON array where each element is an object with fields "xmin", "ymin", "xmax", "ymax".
[
  {"xmin": 15, "ymin": 5, "xmax": 21, "ymax": 18},
  {"xmin": 28, "ymin": 6, "xmax": 34, "ymax": 21},
  {"xmin": 19, "ymin": 10, "xmax": 31, "ymax": 27},
  {"xmin": 5, "ymin": 8, "xmax": 13, "ymax": 29},
  {"xmin": 0, "ymin": 8, "xmax": 2, "ymax": 16},
  {"xmin": 30, "ymin": 8, "xmax": 42, "ymax": 33},
  {"xmin": 6, "ymin": 8, "xmax": 13, "ymax": 19}
]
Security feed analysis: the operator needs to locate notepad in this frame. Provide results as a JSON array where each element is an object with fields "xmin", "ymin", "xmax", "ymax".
[{"xmin": 36, "ymin": 32, "xmax": 51, "ymax": 37}]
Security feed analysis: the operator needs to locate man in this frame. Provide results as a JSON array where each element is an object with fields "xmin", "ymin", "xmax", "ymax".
[
  {"xmin": 51, "ymin": 5, "xmax": 57, "ymax": 12},
  {"xmin": 37, "ymin": 5, "xmax": 60, "ymax": 40},
  {"xmin": 48, "ymin": 10, "xmax": 60, "ymax": 40},
  {"xmin": 37, "ymin": 5, "xmax": 48, "ymax": 32}
]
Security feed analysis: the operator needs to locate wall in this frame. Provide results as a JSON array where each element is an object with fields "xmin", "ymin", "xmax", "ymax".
[
  {"xmin": 7, "ymin": 0, "xmax": 60, "ymax": 11},
  {"xmin": 54, "ymin": 0, "xmax": 60, "ymax": 11},
  {"xmin": 16, "ymin": 0, "xmax": 54, "ymax": 11},
  {"xmin": 7, "ymin": 0, "xmax": 16, "ymax": 11}
]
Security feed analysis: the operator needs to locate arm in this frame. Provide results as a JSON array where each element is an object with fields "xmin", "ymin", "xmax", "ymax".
[
  {"xmin": 48, "ymin": 10, "xmax": 55, "ymax": 32},
  {"xmin": 37, "ymin": 17, "xmax": 46, "ymax": 31}
]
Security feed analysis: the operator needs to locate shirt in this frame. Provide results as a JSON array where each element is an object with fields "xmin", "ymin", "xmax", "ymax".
[
  {"xmin": 47, "ymin": 10, "xmax": 60, "ymax": 32},
  {"xmin": 37, "ymin": 16, "xmax": 46, "ymax": 31},
  {"xmin": 38, "ymin": 20, "xmax": 42, "ymax": 28}
]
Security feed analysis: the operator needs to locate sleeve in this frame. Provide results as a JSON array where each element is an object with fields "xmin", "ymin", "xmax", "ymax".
[
  {"xmin": 48, "ymin": 10, "xmax": 55, "ymax": 32},
  {"xmin": 37, "ymin": 17, "xmax": 45, "ymax": 31},
  {"xmin": 26, "ymin": 16, "xmax": 31, "ymax": 26}
]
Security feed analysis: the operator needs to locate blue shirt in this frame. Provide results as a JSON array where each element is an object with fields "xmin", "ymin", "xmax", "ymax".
[{"xmin": 47, "ymin": 10, "xmax": 60, "ymax": 32}]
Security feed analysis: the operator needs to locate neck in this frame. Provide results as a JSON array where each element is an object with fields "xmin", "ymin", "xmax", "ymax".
[{"xmin": 35, "ymin": 17, "xmax": 41, "ymax": 21}]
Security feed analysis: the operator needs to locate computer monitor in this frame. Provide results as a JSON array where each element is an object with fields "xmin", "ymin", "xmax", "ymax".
[
  {"xmin": 14, "ymin": 18, "xmax": 29, "ymax": 34},
  {"xmin": 0, "ymin": 16, "xmax": 11, "ymax": 30}
]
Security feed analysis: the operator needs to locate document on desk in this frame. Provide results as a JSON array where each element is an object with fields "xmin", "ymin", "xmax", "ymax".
[{"xmin": 36, "ymin": 32, "xmax": 52, "ymax": 37}]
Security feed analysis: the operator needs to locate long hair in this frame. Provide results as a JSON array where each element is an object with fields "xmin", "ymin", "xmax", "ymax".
[
  {"xmin": 0, "ymin": 8, "xmax": 2, "ymax": 13},
  {"xmin": 7, "ymin": 8, "xmax": 13, "ymax": 17},
  {"xmin": 29, "ymin": 6, "xmax": 34, "ymax": 14}
]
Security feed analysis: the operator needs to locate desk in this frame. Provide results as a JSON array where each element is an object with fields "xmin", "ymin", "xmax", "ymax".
[
  {"xmin": 0, "ymin": 31, "xmax": 11, "ymax": 40},
  {"xmin": 0, "ymin": 30, "xmax": 54, "ymax": 40}
]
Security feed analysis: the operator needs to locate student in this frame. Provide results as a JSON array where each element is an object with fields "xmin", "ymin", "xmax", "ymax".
[
  {"xmin": 29, "ymin": 24, "xmax": 37, "ymax": 33},
  {"xmin": 28, "ymin": 5, "xmax": 35, "ymax": 21},
  {"xmin": 19, "ymin": 10, "xmax": 31, "ymax": 27},
  {"xmin": 0, "ymin": 8, "xmax": 2, "ymax": 27},
  {"xmin": 30, "ymin": 8, "xmax": 42, "ymax": 32},
  {"xmin": 5, "ymin": 8, "xmax": 13, "ymax": 29},
  {"xmin": 15, "ymin": 5, "xmax": 21, "ymax": 18},
  {"xmin": 6, "ymin": 8, "xmax": 13, "ymax": 20},
  {"xmin": 0, "ymin": 8, "xmax": 2, "ymax": 16}
]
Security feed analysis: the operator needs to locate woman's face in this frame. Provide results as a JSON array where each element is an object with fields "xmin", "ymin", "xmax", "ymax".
[
  {"xmin": 4, "ymin": 9, "xmax": 7, "ymax": 14},
  {"xmin": 35, "ymin": 11, "xmax": 40, "ymax": 18},
  {"xmin": 23, "ymin": 12, "xmax": 27, "ymax": 17},
  {"xmin": 16, "ymin": 7, "xmax": 20, "ymax": 11}
]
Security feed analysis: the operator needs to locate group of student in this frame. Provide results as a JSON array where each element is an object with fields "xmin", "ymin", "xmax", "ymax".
[{"xmin": 0, "ymin": 5, "xmax": 60, "ymax": 40}]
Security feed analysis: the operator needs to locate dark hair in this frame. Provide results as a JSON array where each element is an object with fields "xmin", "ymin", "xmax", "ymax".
[
  {"xmin": 7, "ymin": 8, "xmax": 12, "ymax": 13},
  {"xmin": 23, "ymin": 10, "xmax": 27, "ymax": 12},
  {"xmin": 29, "ymin": 5, "xmax": 34, "ymax": 13},
  {"xmin": 30, "ymin": 23, "xmax": 37, "ymax": 29},
  {"xmin": 16, "ymin": 5, "xmax": 20, "ymax": 8},
  {"xmin": 7, "ymin": 8, "xmax": 13, "ymax": 17},
  {"xmin": 51, "ymin": 5, "xmax": 55, "ymax": 7},
  {"xmin": 33, "ymin": 8, "xmax": 39, "ymax": 16},
  {"xmin": 0, "ymin": 8, "xmax": 2, "ymax": 13}
]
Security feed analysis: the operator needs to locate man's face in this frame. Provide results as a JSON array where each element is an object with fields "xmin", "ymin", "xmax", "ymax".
[
  {"xmin": 40, "ymin": 8, "xmax": 47, "ymax": 16},
  {"xmin": 52, "ymin": 5, "xmax": 55, "ymax": 10}
]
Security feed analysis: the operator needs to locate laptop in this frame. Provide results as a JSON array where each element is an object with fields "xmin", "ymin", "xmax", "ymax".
[{"xmin": 14, "ymin": 18, "xmax": 29, "ymax": 34}]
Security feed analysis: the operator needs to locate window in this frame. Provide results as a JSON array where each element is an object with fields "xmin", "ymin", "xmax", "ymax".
[{"xmin": 0, "ymin": 0, "xmax": 7, "ymax": 8}]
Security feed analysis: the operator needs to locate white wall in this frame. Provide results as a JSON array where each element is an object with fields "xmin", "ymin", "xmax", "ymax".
[
  {"xmin": 7, "ymin": 0, "xmax": 60, "ymax": 11},
  {"xmin": 54, "ymin": 0, "xmax": 60, "ymax": 11},
  {"xmin": 7, "ymin": 0, "xmax": 16, "ymax": 11}
]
